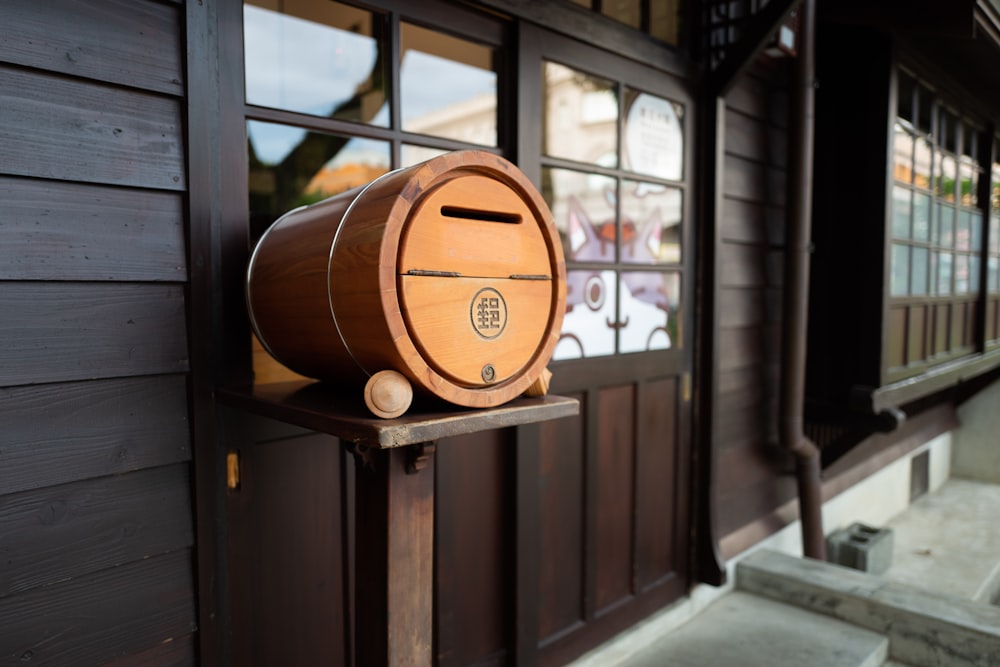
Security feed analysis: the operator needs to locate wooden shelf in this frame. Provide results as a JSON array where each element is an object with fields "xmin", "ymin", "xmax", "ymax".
[{"xmin": 217, "ymin": 380, "xmax": 579, "ymax": 448}]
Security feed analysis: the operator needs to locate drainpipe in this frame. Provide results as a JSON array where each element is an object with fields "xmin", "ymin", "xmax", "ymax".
[{"xmin": 781, "ymin": 0, "xmax": 826, "ymax": 560}]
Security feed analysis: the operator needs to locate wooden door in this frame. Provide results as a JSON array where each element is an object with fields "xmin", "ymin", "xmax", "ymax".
[{"xmin": 510, "ymin": 24, "xmax": 695, "ymax": 665}]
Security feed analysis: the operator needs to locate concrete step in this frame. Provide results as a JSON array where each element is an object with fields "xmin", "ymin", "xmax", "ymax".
[
  {"xmin": 616, "ymin": 590, "xmax": 888, "ymax": 667},
  {"xmin": 737, "ymin": 549, "xmax": 1000, "ymax": 667}
]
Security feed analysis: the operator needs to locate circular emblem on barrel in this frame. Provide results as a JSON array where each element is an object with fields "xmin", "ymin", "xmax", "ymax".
[{"xmin": 471, "ymin": 287, "xmax": 507, "ymax": 340}]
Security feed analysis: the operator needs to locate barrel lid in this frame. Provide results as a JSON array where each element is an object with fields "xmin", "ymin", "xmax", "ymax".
[{"xmin": 397, "ymin": 172, "xmax": 556, "ymax": 387}]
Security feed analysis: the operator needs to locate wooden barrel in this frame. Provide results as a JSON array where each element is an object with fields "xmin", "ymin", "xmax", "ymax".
[{"xmin": 246, "ymin": 150, "xmax": 566, "ymax": 409}]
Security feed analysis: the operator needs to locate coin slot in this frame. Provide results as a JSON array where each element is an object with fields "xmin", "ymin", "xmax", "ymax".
[{"xmin": 441, "ymin": 205, "xmax": 522, "ymax": 224}]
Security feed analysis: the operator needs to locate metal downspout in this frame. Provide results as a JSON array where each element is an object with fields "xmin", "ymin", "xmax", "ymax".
[{"xmin": 781, "ymin": 0, "xmax": 826, "ymax": 560}]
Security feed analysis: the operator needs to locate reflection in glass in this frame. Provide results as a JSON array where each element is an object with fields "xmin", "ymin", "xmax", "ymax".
[
  {"xmin": 956, "ymin": 210, "xmax": 971, "ymax": 251},
  {"xmin": 543, "ymin": 62, "xmax": 617, "ymax": 167},
  {"xmin": 937, "ymin": 203, "xmax": 954, "ymax": 247},
  {"xmin": 937, "ymin": 251, "xmax": 953, "ymax": 295},
  {"xmin": 911, "ymin": 247, "xmax": 928, "ymax": 296},
  {"xmin": 553, "ymin": 269, "xmax": 617, "ymax": 359},
  {"xmin": 243, "ymin": 2, "xmax": 387, "ymax": 124},
  {"xmin": 650, "ymin": 1, "xmax": 680, "ymax": 44},
  {"xmin": 959, "ymin": 161, "xmax": 977, "ymax": 207},
  {"xmin": 912, "ymin": 192, "xmax": 930, "ymax": 242},
  {"xmin": 892, "ymin": 186, "xmax": 911, "ymax": 239},
  {"xmin": 936, "ymin": 153, "xmax": 957, "ymax": 201},
  {"xmin": 891, "ymin": 244, "xmax": 909, "ymax": 296},
  {"xmin": 969, "ymin": 211, "xmax": 983, "ymax": 252},
  {"xmin": 400, "ymin": 23, "xmax": 497, "ymax": 146},
  {"xmin": 955, "ymin": 254, "xmax": 970, "ymax": 293},
  {"xmin": 914, "ymin": 138, "xmax": 932, "ymax": 189},
  {"xmin": 247, "ymin": 120, "xmax": 390, "ymax": 240},
  {"xmin": 620, "ymin": 181, "xmax": 681, "ymax": 263},
  {"xmin": 400, "ymin": 144, "xmax": 448, "ymax": 169},
  {"xmin": 542, "ymin": 168, "xmax": 618, "ymax": 262},
  {"xmin": 602, "ymin": 0, "xmax": 641, "ymax": 28},
  {"xmin": 969, "ymin": 256, "xmax": 980, "ymax": 294},
  {"xmin": 991, "ymin": 215, "xmax": 1000, "ymax": 256},
  {"xmin": 893, "ymin": 123, "xmax": 914, "ymax": 183},
  {"xmin": 989, "ymin": 257, "xmax": 999, "ymax": 291},
  {"xmin": 619, "ymin": 271, "xmax": 680, "ymax": 353},
  {"xmin": 623, "ymin": 88, "xmax": 684, "ymax": 180}
]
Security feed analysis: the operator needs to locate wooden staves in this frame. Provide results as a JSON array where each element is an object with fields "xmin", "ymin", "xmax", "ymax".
[{"xmin": 247, "ymin": 150, "xmax": 566, "ymax": 413}]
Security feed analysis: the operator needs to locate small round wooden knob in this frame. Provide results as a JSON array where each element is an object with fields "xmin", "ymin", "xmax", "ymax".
[
  {"xmin": 522, "ymin": 367, "xmax": 553, "ymax": 398},
  {"xmin": 364, "ymin": 370, "xmax": 413, "ymax": 419}
]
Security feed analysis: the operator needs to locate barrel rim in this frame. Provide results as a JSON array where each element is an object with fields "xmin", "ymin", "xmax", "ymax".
[{"xmin": 371, "ymin": 150, "xmax": 567, "ymax": 407}]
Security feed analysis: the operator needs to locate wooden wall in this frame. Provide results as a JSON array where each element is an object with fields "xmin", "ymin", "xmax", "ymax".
[
  {"xmin": 0, "ymin": 0, "xmax": 198, "ymax": 663},
  {"xmin": 714, "ymin": 62, "xmax": 798, "ymax": 548}
]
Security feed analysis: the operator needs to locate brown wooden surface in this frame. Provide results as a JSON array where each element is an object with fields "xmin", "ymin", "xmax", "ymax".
[
  {"xmin": 0, "ymin": 376, "xmax": 190, "ymax": 495},
  {"xmin": 0, "ymin": 177, "xmax": 186, "ymax": 282},
  {"xmin": 435, "ymin": 429, "xmax": 513, "ymax": 666},
  {"xmin": 217, "ymin": 381, "xmax": 579, "ymax": 448},
  {"xmin": 355, "ymin": 446, "xmax": 436, "ymax": 667},
  {"xmin": 714, "ymin": 64, "xmax": 792, "ymax": 550},
  {"xmin": 0, "ymin": 1, "xmax": 196, "ymax": 662},
  {"xmin": 0, "ymin": 282, "xmax": 189, "ymax": 386},
  {"xmin": 0, "ymin": 465, "xmax": 194, "ymax": 598},
  {"xmin": 0, "ymin": 550, "xmax": 196, "ymax": 666},
  {"xmin": 0, "ymin": 66, "xmax": 185, "ymax": 191},
  {"xmin": 0, "ymin": 0, "xmax": 183, "ymax": 95},
  {"xmin": 248, "ymin": 150, "xmax": 566, "ymax": 408},
  {"xmin": 227, "ymin": 430, "xmax": 349, "ymax": 666}
]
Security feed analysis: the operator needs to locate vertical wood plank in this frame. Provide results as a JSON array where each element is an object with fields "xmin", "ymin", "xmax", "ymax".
[
  {"xmin": 635, "ymin": 378, "xmax": 679, "ymax": 590},
  {"xmin": 594, "ymin": 385, "xmax": 636, "ymax": 612},
  {"xmin": 355, "ymin": 445, "xmax": 435, "ymax": 667},
  {"xmin": 536, "ymin": 396, "xmax": 585, "ymax": 643},
  {"xmin": 434, "ymin": 429, "xmax": 511, "ymax": 666}
]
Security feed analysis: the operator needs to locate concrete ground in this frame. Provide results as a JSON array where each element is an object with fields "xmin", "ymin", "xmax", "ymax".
[{"xmin": 571, "ymin": 477, "xmax": 1000, "ymax": 667}]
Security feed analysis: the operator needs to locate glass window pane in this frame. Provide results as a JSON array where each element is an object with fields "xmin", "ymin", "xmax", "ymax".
[
  {"xmin": 891, "ymin": 244, "xmax": 909, "ymax": 296},
  {"xmin": 623, "ymin": 88, "xmax": 684, "ymax": 180},
  {"xmin": 937, "ymin": 251, "xmax": 953, "ymax": 295},
  {"xmin": 650, "ymin": 1, "xmax": 681, "ymax": 44},
  {"xmin": 914, "ymin": 138, "xmax": 932, "ymax": 189},
  {"xmin": 911, "ymin": 247, "xmax": 929, "ymax": 296},
  {"xmin": 544, "ymin": 62, "xmax": 618, "ymax": 167},
  {"xmin": 991, "ymin": 214, "xmax": 1000, "ymax": 255},
  {"xmin": 247, "ymin": 120, "xmax": 390, "ymax": 239},
  {"xmin": 542, "ymin": 168, "xmax": 618, "ymax": 263},
  {"xmin": 554, "ymin": 269, "xmax": 617, "ymax": 359},
  {"xmin": 400, "ymin": 144, "xmax": 448, "ymax": 168},
  {"xmin": 989, "ymin": 256, "xmax": 999, "ymax": 291},
  {"xmin": 969, "ymin": 255, "xmax": 981, "ymax": 293},
  {"xmin": 897, "ymin": 71, "xmax": 915, "ymax": 122},
  {"xmin": 956, "ymin": 209, "xmax": 972, "ymax": 251},
  {"xmin": 913, "ymin": 191, "xmax": 930, "ymax": 242},
  {"xmin": 959, "ymin": 161, "xmax": 977, "ymax": 207},
  {"xmin": 620, "ymin": 181, "xmax": 682, "ymax": 264},
  {"xmin": 969, "ymin": 211, "xmax": 983, "ymax": 252},
  {"xmin": 937, "ymin": 203, "xmax": 954, "ymax": 247},
  {"xmin": 400, "ymin": 23, "xmax": 497, "ymax": 146},
  {"xmin": 936, "ymin": 153, "xmax": 956, "ymax": 201},
  {"xmin": 915, "ymin": 87, "xmax": 932, "ymax": 135},
  {"xmin": 955, "ymin": 254, "xmax": 970, "ymax": 293},
  {"xmin": 602, "ymin": 0, "xmax": 641, "ymax": 28},
  {"xmin": 892, "ymin": 186, "xmax": 911, "ymax": 238},
  {"xmin": 244, "ymin": 2, "xmax": 388, "ymax": 125},
  {"xmin": 619, "ymin": 271, "xmax": 681, "ymax": 353},
  {"xmin": 893, "ymin": 124, "xmax": 914, "ymax": 184}
]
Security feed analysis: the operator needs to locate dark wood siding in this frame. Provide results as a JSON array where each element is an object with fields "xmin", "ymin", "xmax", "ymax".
[
  {"xmin": 0, "ymin": 0, "xmax": 195, "ymax": 663},
  {"xmin": 715, "ymin": 63, "xmax": 794, "ymax": 547},
  {"xmin": 227, "ymin": 420, "xmax": 351, "ymax": 666}
]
